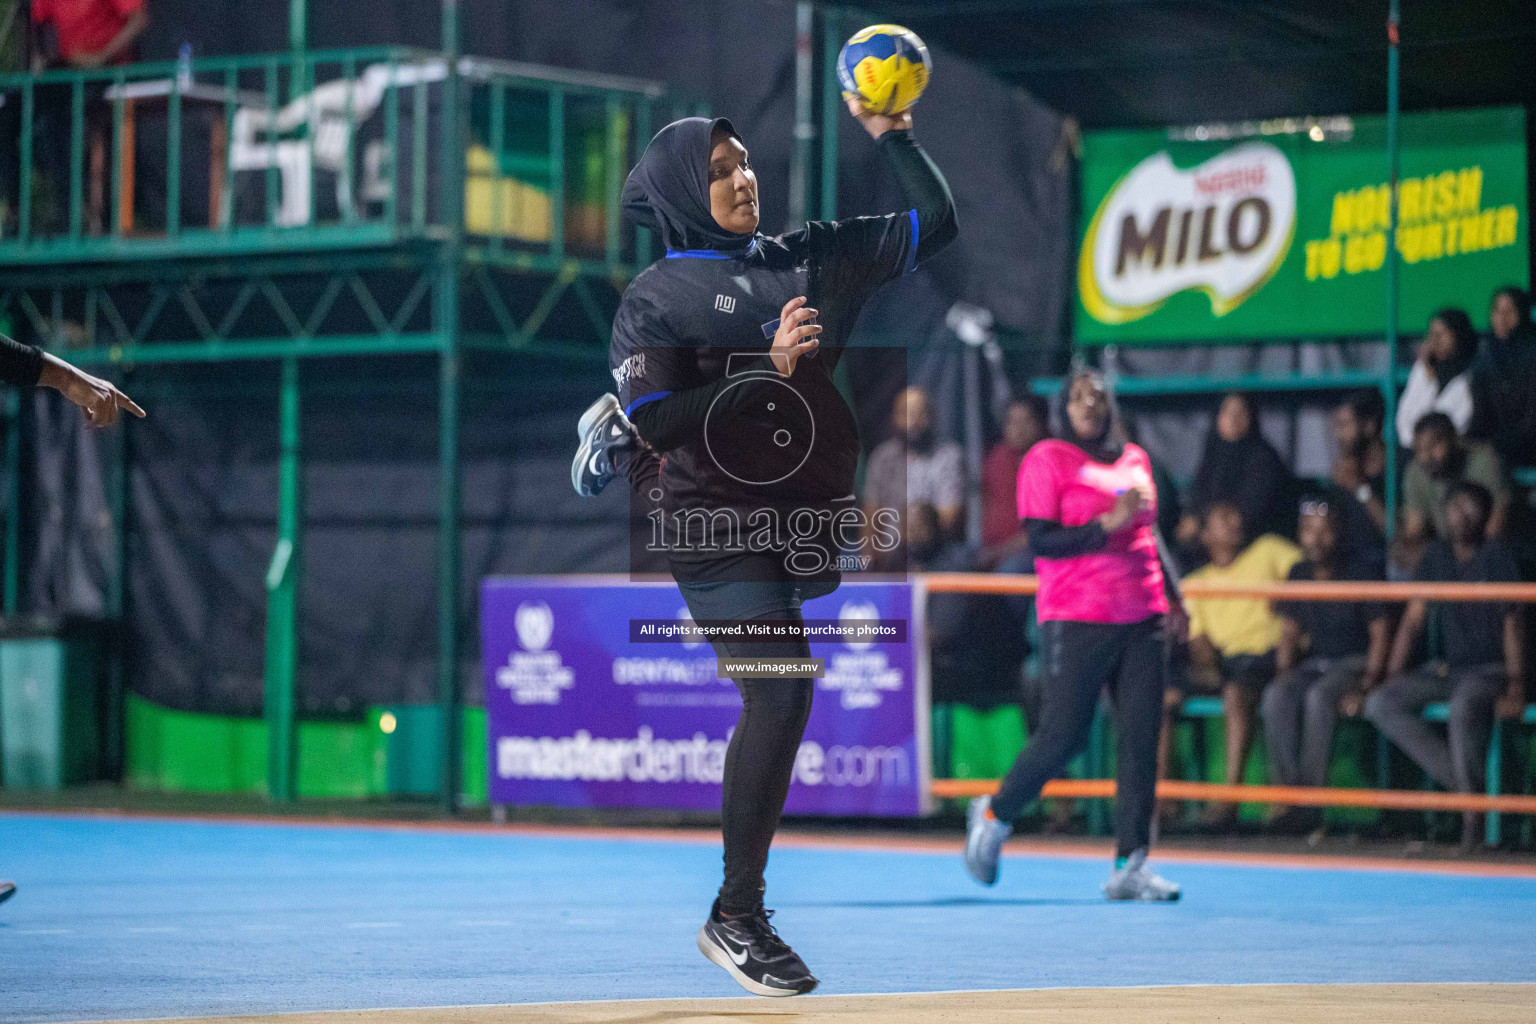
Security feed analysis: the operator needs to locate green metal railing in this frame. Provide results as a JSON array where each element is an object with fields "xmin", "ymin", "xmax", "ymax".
[
  {"xmin": 0, "ymin": 48, "xmax": 686, "ymax": 273},
  {"xmin": 2, "ymin": 48, "xmax": 419, "ymax": 261},
  {"xmin": 0, "ymin": 39, "xmax": 703, "ymax": 816}
]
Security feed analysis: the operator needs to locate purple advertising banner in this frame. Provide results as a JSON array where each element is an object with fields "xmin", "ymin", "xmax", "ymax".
[{"xmin": 482, "ymin": 577, "xmax": 930, "ymax": 817}]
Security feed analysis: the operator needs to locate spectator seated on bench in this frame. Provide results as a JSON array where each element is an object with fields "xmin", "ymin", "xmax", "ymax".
[
  {"xmin": 1393, "ymin": 411, "xmax": 1510, "ymax": 580},
  {"xmin": 1261, "ymin": 497, "xmax": 1390, "ymax": 835},
  {"xmin": 1365, "ymin": 481, "xmax": 1526, "ymax": 852},
  {"xmin": 1173, "ymin": 501, "xmax": 1301, "ymax": 828}
]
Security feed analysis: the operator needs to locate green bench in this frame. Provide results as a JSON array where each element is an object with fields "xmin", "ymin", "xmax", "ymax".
[
  {"xmin": 1171, "ymin": 694, "xmax": 1535, "ymax": 845},
  {"xmin": 1421, "ymin": 701, "xmax": 1536, "ymax": 845}
]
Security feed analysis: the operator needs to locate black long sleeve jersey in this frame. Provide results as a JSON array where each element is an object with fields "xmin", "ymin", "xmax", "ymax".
[
  {"xmin": 0, "ymin": 335, "xmax": 43, "ymax": 389},
  {"xmin": 611, "ymin": 129, "xmax": 955, "ymax": 528}
]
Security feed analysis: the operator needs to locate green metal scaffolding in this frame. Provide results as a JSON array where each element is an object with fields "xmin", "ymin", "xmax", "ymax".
[
  {"xmin": 1, "ymin": 3, "xmax": 1433, "ymax": 814},
  {"xmin": 0, "ymin": 6, "xmax": 706, "ymax": 811}
]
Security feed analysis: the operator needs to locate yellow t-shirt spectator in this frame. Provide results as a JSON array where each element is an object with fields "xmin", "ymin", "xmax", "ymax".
[{"xmin": 1185, "ymin": 533, "xmax": 1302, "ymax": 656}]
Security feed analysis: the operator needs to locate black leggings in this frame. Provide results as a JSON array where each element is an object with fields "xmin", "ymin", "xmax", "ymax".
[
  {"xmin": 711, "ymin": 612, "xmax": 815, "ymax": 915},
  {"xmin": 991, "ymin": 616, "xmax": 1166, "ymax": 858}
]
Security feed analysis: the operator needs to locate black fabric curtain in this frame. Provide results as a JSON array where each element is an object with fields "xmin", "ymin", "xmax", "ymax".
[
  {"xmin": 26, "ymin": 356, "xmax": 624, "ymax": 715},
  {"xmin": 18, "ymin": 0, "xmax": 1072, "ymax": 715}
]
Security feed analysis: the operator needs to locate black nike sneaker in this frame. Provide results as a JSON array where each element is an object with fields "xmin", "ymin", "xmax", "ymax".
[
  {"xmin": 696, "ymin": 899, "xmax": 818, "ymax": 997},
  {"xmin": 571, "ymin": 393, "xmax": 634, "ymax": 498}
]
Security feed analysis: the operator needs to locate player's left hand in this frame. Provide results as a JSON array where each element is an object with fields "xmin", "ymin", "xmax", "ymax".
[
  {"xmin": 41, "ymin": 354, "xmax": 146, "ymax": 429},
  {"xmin": 846, "ymin": 97, "xmax": 911, "ymax": 139},
  {"xmin": 768, "ymin": 296, "xmax": 821, "ymax": 377}
]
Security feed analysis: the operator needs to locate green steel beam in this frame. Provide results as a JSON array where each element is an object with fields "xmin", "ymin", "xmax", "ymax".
[
  {"xmin": 489, "ymin": 80, "xmax": 507, "ymax": 258},
  {"xmin": 18, "ymin": 81, "xmax": 31, "ymax": 243},
  {"xmin": 0, "ymin": 249, "xmax": 631, "ymax": 296},
  {"xmin": 1072, "ymin": 334, "xmax": 1405, "ymax": 350},
  {"xmin": 168, "ymin": 73, "xmax": 182, "ymax": 237},
  {"xmin": 106, "ymin": 411, "xmax": 129, "ymax": 609},
  {"xmin": 820, "ymin": 6, "xmax": 841, "ymax": 223},
  {"xmin": 605, "ymin": 94, "xmax": 624, "ymax": 267},
  {"xmin": 412, "ymin": 78, "xmax": 429, "ymax": 231},
  {"xmin": 634, "ymin": 97, "xmax": 653, "ymax": 264},
  {"xmin": 1029, "ymin": 368, "xmax": 1411, "ymax": 398},
  {"xmin": 867, "ymin": 0, "xmax": 1162, "ymax": 15},
  {"xmin": 290, "ymin": 0, "xmax": 307, "ymax": 86},
  {"xmin": 263, "ymin": 357, "xmax": 302, "ymax": 803},
  {"xmin": 0, "ymin": 223, "xmax": 419, "ymax": 266},
  {"xmin": 266, "ymin": 60, "xmax": 280, "ymax": 226},
  {"xmin": 436, "ymin": 328, "xmax": 463, "ymax": 817},
  {"xmin": 112, "ymin": 71, "xmax": 126, "ymax": 239},
  {"xmin": 458, "ymin": 56, "xmax": 666, "ymax": 100},
  {"xmin": 460, "ymin": 248, "xmax": 636, "ymax": 280},
  {"xmin": 0, "ymin": 249, "xmax": 436, "ymax": 290},
  {"xmin": 460, "ymin": 333, "xmax": 608, "ymax": 363},
  {"xmin": 118, "ymin": 357, "xmax": 608, "ymax": 405},
  {"xmin": 222, "ymin": 68, "xmax": 237, "ymax": 233},
  {"xmin": 788, "ymin": 2, "xmax": 814, "ymax": 228},
  {"xmin": 3, "ymin": 389, "xmax": 20, "ymax": 614},
  {"xmin": 1383, "ymin": 0, "xmax": 1401, "ymax": 543},
  {"xmin": 289, "ymin": 6, "xmax": 313, "ymax": 290},
  {"xmin": 60, "ymin": 334, "xmax": 444, "ymax": 367},
  {"xmin": 106, "ymin": 408, "xmax": 130, "ymax": 779},
  {"xmin": 0, "ymin": 47, "xmax": 430, "ymax": 88},
  {"xmin": 548, "ymin": 88, "xmax": 566, "ymax": 265},
  {"xmin": 437, "ymin": 0, "xmax": 466, "ymax": 816},
  {"xmin": 568, "ymin": 275, "xmax": 613, "ymax": 341},
  {"xmin": 511, "ymin": 261, "xmax": 579, "ymax": 348},
  {"xmin": 5, "ymin": 259, "xmax": 619, "ymax": 362},
  {"xmin": 384, "ymin": 54, "xmax": 401, "ymax": 229},
  {"xmin": 69, "ymin": 81, "xmax": 85, "ymax": 241}
]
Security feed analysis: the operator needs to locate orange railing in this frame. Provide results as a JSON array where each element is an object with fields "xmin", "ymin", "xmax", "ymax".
[
  {"xmin": 931, "ymin": 778, "xmax": 1536, "ymax": 815},
  {"xmin": 919, "ymin": 573, "xmax": 1536, "ymax": 823},
  {"xmin": 923, "ymin": 573, "xmax": 1536, "ymax": 603}
]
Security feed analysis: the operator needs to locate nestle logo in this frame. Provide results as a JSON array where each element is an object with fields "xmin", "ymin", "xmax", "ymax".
[
  {"xmin": 1194, "ymin": 165, "xmax": 1268, "ymax": 196},
  {"xmin": 714, "ymin": 294, "xmax": 736, "ymax": 314}
]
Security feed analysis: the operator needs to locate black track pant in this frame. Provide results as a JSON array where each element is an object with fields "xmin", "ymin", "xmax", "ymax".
[
  {"xmin": 710, "ymin": 612, "xmax": 815, "ymax": 915},
  {"xmin": 991, "ymin": 616, "xmax": 1166, "ymax": 858}
]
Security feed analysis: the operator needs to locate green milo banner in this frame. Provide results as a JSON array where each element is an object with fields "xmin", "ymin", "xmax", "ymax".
[{"xmin": 1075, "ymin": 106, "xmax": 1528, "ymax": 344}]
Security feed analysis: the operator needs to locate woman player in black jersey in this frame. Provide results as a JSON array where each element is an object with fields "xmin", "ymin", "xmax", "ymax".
[{"xmin": 573, "ymin": 99, "xmax": 955, "ymax": 996}]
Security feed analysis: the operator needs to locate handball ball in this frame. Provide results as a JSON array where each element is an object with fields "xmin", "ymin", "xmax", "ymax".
[{"xmin": 838, "ymin": 24, "xmax": 930, "ymax": 116}]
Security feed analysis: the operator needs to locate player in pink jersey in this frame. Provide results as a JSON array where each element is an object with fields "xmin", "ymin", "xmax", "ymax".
[{"xmin": 964, "ymin": 369, "xmax": 1183, "ymax": 900}]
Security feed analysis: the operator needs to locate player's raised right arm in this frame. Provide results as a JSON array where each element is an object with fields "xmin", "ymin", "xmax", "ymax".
[{"xmin": 847, "ymin": 100, "xmax": 957, "ymax": 263}]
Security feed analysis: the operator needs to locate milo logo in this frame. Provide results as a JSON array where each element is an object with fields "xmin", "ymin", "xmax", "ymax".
[{"xmin": 1080, "ymin": 141, "xmax": 1296, "ymax": 324}]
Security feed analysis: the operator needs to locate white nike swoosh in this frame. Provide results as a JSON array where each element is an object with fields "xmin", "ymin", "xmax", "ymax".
[{"xmin": 720, "ymin": 935, "xmax": 750, "ymax": 966}]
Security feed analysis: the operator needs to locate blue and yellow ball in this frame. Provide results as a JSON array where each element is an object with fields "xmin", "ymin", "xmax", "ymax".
[{"xmin": 837, "ymin": 24, "xmax": 930, "ymax": 116}]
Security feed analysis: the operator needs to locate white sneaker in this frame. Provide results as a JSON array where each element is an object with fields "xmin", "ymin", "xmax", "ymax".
[
  {"xmin": 571, "ymin": 393, "xmax": 634, "ymax": 497},
  {"xmin": 1103, "ymin": 848, "xmax": 1181, "ymax": 901},
  {"xmin": 964, "ymin": 795, "xmax": 1012, "ymax": 886}
]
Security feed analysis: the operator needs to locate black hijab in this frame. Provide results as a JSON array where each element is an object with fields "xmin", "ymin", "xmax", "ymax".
[
  {"xmin": 1428, "ymin": 308, "xmax": 1479, "ymax": 389},
  {"xmin": 1472, "ymin": 287, "xmax": 1536, "ymax": 461},
  {"xmin": 621, "ymin": 116, "xmax": 755, "ymax": 254},
  {"xmin": 1053, "ymin": 369, "xmax": 1125, "ymax": 464},
  {"xmin": 1190, "ymin": 392, "xmax": 1294, "ymax": 540},
  {"xmin": 1479, "ymin": 287, "xmax": 1536, "ymax": 375}
]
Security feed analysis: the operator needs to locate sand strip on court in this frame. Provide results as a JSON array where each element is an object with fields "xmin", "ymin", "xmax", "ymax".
[{"xmin": 100, "ymin": 983, "xmax": 1536, "ymax": 1024}]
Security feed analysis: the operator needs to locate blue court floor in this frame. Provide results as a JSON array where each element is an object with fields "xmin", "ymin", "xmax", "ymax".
[{"xmin": 1, "ymin": 813, "xmax": 1534, "ymax": 1023}]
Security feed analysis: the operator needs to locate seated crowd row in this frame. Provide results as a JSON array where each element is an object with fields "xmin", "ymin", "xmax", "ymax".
[{"xmin": 868, "ymin": 285, "xmax": 1535, "ymax": 849}]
